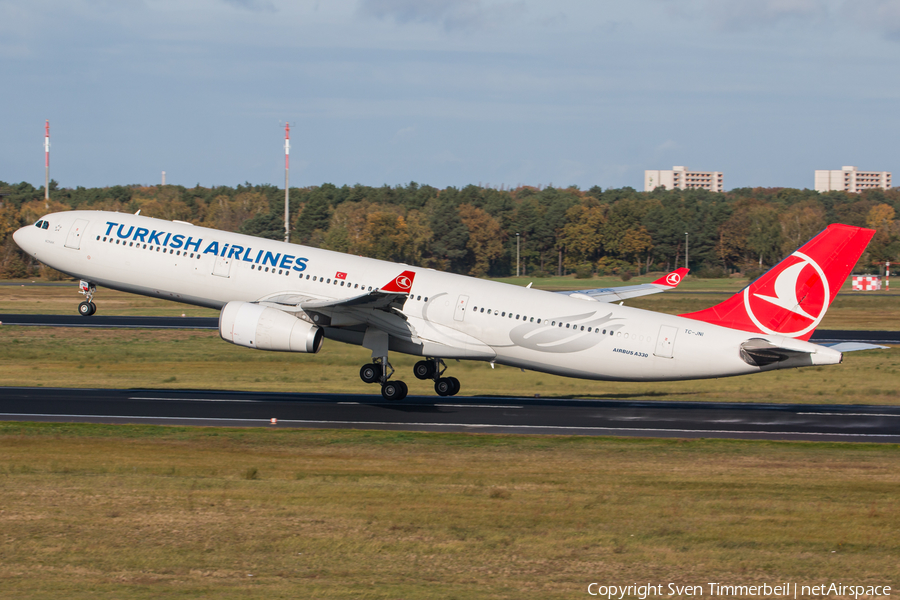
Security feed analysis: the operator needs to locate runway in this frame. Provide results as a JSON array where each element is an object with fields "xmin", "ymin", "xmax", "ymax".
[
  {"xmin": 1, "ymin": 314, "xmax": 898, "ymax": 344},
  {"xmin": 1, "ymin": 387, "xmax": 898, "ymax": 443}
]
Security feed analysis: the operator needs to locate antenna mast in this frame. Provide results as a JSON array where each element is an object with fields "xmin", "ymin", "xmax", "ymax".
[
  {"xmin": 284, "ymin": 122, "xmax": 290, "ymax": 243},
  {"xmin": 44, "ymin": 120, "xmax": 50, "ymax": 208}
]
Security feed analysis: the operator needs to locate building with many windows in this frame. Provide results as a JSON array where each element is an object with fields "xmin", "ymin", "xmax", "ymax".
[
  {"xmin": 814, "ymin": 166, "xmax": 891, "ymax": 193},
  {"xmin": 644, "ymin": 166, "xmax": 724, "ymax": 192}
]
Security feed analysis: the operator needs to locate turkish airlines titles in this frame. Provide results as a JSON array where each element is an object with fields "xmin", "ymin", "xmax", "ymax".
[{"xmin": 102, "ymin": 220, "xmax": 310, "ymax": 272}]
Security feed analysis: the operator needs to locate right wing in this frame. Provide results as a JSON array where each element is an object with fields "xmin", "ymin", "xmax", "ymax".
[{"xmin": 557, "ymin": 268, "xmax": 689, "ymax": 303}]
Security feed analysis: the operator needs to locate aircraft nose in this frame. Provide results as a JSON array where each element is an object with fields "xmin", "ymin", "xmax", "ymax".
[{"xmin": 12, "ymin": 225, "xmax": 33, "ymax": 252}]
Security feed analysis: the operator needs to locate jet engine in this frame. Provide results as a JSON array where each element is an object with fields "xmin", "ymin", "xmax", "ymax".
[{"xmin": 219, "ymin": 301, "xmax": 324, "ymax": 353}]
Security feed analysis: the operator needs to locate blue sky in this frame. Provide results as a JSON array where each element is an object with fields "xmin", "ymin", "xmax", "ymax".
[{"xmin": 2, "ymin": 0, "xmax": 899, "ymax": 191}]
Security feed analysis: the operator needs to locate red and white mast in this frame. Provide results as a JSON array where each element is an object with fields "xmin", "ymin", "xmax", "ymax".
[
  {"xmin": 284, "ymin": 122, "xmax": 290, "ymax": 243},
  {"xmin": 44, "ymin": 120, "xmax": 50, "ymax": 208}
]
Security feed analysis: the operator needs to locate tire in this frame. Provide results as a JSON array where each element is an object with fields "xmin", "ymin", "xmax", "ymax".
[
  {"xmin": 434, "ymin": 378, "xmax": 452, "ymax": 397},
  {"xmin": 447, "ymin": 377, "xmax": 460, "ymax": 396},
  {"xmin": 396, "ymin": 380, "xmax": 409, "ymax": 400},
  {"xmin": 78, "ymin": 302, "xmax": 92, "ymax": 316},
  {"xmin": 88, "ymin": 302, "xmax": 97, "ymax": 316},
  {"xmin": 413, "ymin": 360, "xmax": 434, "ymax": 380},
  {"xmin": 382, "ymin": 381, "xmax": 405, "ymax": 401},
  {"xmin": 359, "ymin": 364, "xmax": 379, "ymax": 384}
]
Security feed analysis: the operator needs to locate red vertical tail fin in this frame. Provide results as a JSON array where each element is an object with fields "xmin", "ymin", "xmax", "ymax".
[{"xmin": 680, "ymin": 224, "xmax": 874, "ymax": 340}]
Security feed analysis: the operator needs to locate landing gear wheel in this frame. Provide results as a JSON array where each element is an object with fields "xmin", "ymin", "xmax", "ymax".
[
  {"xmin": 88, "ymin": 302, "xmax": 97, "ymax": 316},
  {"xmin": 435, "ymin": 377, "xmax": 453, "ymax": 397},
  {"xmin": 447, "ymin": 376, "xmax": 460, "ymax": 396},
  {"xmin": 413, "ymin": 360, "xmax": 435, "ymax": 380},
  {"xmin": 78, "ymin": 301, "xmax": 93, "ymax": 317},
  {"xmin": 360, "ymin": 363, "xmax": 379, "ymax": 384},
  {"xmin": 381, "ymin": 380, "xmax": 408, "ymax": 401}
]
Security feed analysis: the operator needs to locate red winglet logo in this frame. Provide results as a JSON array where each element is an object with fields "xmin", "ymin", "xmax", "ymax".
[
  {"xmin": 381, "ymin": 270, "xmax": 415, "ymax": 293},
  {"xmin": 681, "ymin": 224, "xmax": 874, "ymax": 340},
  {"xmin": 653, "ymin": 268, "xmax": 689, "ymax": 288}
]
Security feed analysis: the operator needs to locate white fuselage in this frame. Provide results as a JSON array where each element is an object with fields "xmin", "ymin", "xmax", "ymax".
[{"xmin": 14, "ymin": 211, "xmax": 840, "ymax": 382}]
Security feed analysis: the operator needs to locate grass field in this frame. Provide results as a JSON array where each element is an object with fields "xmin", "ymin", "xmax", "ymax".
[
  {"xmin": 0, "ymin": 423, "xmax": 897, "ymax": 599},
  {"xmin": 0, "ymin": 326, "xmax": 897, "ymax": 404}
]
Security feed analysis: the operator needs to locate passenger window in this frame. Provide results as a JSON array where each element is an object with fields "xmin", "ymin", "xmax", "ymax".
[
  {"xmin": 551, "ymin": 321, "xmax": 555, "ymax": 326},
  {"xmin": 536, "ymin": 319, "xmax": 541, "ymax": 324},
  {"xmin": 501, "ymin": 312, "xmax": 505, "ymax": 317},
  {"xmin": 481, "ymin": 308, "xmax": 485, "ymax": 313},
  {"xmin": 516, "ymin": 315, "xmax": 520, "ymax": 319},
  {"xmin": 580, "ymin": 326, "xmax": 584, "ymax": 331},
  {"xmin": 487, "ymin": 309, "xmax": 492, "ymax": 315},
  {"xmin": 530, "ymin": 317, "xmax": 534, "ymax": 322},
  {"xmin": 327, "ymin": 279, "xmax": 331, "ymax": 284},
  {"xmin": 566, "ymin": 323, "xmax": 570, "ymax": 328}
]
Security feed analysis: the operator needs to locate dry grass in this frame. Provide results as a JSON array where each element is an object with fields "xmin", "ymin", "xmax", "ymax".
[{"xmin": 0, "ymin": 423, "xmax": 897, "ymax": 599}]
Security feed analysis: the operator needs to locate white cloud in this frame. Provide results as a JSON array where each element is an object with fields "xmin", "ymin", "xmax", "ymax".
[
  {"xmin": 356, "ymin": 0, "xmax": 526, "ymax": 31},
  {"xmin": 654, "ymin": 0, "xmax": 832, "ymax": 31},
  {"xmin": 844, "ymin": 0, "xmax": 900, "ymax": 40}
]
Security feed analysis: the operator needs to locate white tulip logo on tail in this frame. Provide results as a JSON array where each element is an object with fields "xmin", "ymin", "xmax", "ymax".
[{"xmin": 742, "ymin": 251, "xmax": 829, "ymax": 338}]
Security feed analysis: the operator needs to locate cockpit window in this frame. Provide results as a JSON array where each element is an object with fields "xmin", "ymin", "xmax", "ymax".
[
  {"xmin": 42, "ymin": 221, "xmax": 49, "ymax": 229},
  {"xmin": 35, "ymin": 220, "xmax": 43, "ymax": 228}
]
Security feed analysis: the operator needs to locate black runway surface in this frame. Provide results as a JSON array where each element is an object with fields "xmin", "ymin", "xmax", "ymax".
[
  {"xmin": 1, "ymin": 314, "xmax": 898, "ymax": 344},
  {"xmin": 1, "ymin": 386, "xmax": 898, "ymax": 443}
]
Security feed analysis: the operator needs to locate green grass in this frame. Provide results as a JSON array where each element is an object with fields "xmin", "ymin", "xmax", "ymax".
[{"xmin": 0, "ymin": 423, "xmax": 897, "ymax": 599}]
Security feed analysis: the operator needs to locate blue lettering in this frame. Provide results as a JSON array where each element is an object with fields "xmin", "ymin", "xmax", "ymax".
[
  {"xmin": 279, "ymin": 254, "xmax": 294, "ymax": 269},
  {"xmin": 291, "ymin": 257, "xmax": 308, "ymax": 272},
  {"xmin": 254, "ymin": 250, "xmax": 264, "ymax": 264},
  {"xmin": 162, "ymin": 233, "xmax": 172, "ymax": 247},
  {"xmin": 116, "ymin": 224, "xmax": 134, "ymax": 239},
  {"xmin": 104, "ymin": 222, "xmax": 118, "ymax": 236},
  {"xmin": 242, "ymin": 247, "xmax": 254, "ymax": 262},
  {"xmin": 227, "ymin": 245, "xmax": 244, "ymax": 260},
  {"xmin": 147, "ymin": 230, "xmax": 163, "ymax": 245},
  {"xmin": 262, "ymin": 251, "xmax": 280, "ymax": 267},
  {"xmin": 203, "ymin": 241, "xmax": 220, "ymax": 255},
  {"xmin": 184, "ymin": 236, "xmax": 201, "ymax": 252},
  {"xmin": 133, "ymin": 227, "xmax": 149, "ymax": 242},
  {"xmin": 220, "ymin": 244, "xmax": 230, "ymax": 257},
  {"xmin": 170, "ymin": 234, "xmax": 185, "ymax": 249}
]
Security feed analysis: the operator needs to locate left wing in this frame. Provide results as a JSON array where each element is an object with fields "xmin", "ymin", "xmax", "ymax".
[
  {"xmin": 299, "ymin": 270, "xmax": 418, "ymax": 338},
  {"xmin": 557, "ymin": 268, "xmax": 689, "ymax": 303}
]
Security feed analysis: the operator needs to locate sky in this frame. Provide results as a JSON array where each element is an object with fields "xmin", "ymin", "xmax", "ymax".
[{"xmin": 2, "ymin": 0, "xmax": 900, "ymax": 191}]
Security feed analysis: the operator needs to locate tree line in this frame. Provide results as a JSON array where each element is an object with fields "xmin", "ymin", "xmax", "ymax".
[{"xmin": 1, "ymin": 180, "xmax": 897, "ymax": 280}]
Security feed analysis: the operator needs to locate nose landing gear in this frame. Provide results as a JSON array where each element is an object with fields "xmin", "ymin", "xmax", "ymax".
[
  {"xmin": 78, "ymin": 280, "xmax": 97, "ymax": 316},
  {"xmin": 414, "ymin": 358, "xmax": 460, "ymax": 397}
]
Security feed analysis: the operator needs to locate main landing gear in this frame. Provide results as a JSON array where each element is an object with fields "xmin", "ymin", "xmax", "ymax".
[
  {"xmin": 77, "ymin": 280, "xmax": 97, "ymax": 316},
  {"xmin": 358, "ymin": 357, "xmax": 461, "ymax": 400},
  {"xmin": 413, "ymin": 358, "xmax": 460, "ymax": 397},
  {"xmin": 359, "ymin": 358, "xmax": 409, "ymax": 401}
]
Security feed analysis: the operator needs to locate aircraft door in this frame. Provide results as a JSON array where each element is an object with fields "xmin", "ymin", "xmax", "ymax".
[
  {"xmin": 212, "ymin": 256, "xmax": 232, "ymax": 278},
  {"xmin": 654, "ymin": 325, "xmax": 678, "ymax": 358},
  {"xmin": 453, "ymin": 295, "xmax": 469, "ymax": 321},
  {"xmin": 65, "ymin": 219, "xmax": 89, "ymax": 250}
]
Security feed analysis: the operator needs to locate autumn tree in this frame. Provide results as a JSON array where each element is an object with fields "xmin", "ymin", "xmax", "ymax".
[{"xmin": 458, "ymin": 204, "xmax": 503, "ymax": 277}]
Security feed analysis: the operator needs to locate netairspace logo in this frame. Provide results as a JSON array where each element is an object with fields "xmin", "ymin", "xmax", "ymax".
[{"xmin": 586, "ymin": 582, "xmax": 892, "ymax": 598}]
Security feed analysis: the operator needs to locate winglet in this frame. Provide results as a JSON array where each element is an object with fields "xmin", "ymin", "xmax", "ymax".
[
  {"xmin": 381, "ymin": 270, "xmax": 416, "ymax": 293},
  {"xmin": 651, "ymin": 268, "xmax": 689, "ymax": 288}
]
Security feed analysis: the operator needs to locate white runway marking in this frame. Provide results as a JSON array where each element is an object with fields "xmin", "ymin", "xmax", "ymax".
[{"xmin": 0, "ymin": 413, "xmax": 897, "ymax": 438}]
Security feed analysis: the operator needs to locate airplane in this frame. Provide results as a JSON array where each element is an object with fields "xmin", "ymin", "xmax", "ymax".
[{"xmin": 13, "ymin": 210, "xmax": 874, "ymax": 400}]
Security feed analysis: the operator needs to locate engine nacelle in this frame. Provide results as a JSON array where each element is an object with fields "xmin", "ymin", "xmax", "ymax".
[{"xmin": 219, "ymin": 301, "xmax": 324, "ymax": 353}]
